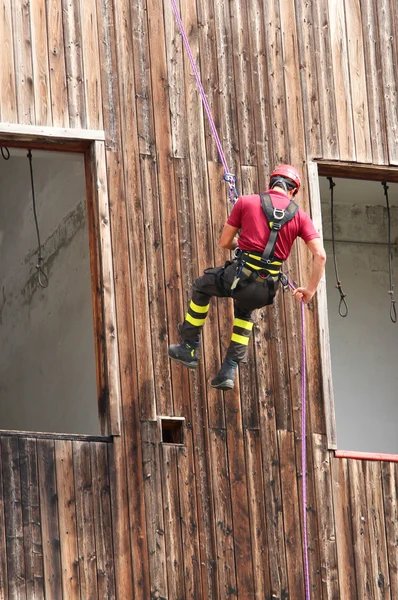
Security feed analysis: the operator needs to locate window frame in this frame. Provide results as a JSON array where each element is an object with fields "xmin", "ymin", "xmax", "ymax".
[
  {"xmin": 307, "ymin": 159, "xmax": 398, "ymax": 453},
  {"xmin": 0, "ymin": 123, "xmax": 121, "ymax": 436}
]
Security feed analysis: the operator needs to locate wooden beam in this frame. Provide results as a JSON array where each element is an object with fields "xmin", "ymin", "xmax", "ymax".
[
  {"xmin": 0, "ymin": 430, "xmax": 112, "ymax": 442},
  {"xmin": 316, "ymin": 159, "xmax": 398, "ymax": 183},
  {"xmin": 0, "ymin": 122, "xmax": 105, "ymax": 142}
]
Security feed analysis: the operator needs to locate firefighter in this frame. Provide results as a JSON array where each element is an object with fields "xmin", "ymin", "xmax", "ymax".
[{"xmin": 168, "ymin": 164, "xmax": 327, "ymax": 390}]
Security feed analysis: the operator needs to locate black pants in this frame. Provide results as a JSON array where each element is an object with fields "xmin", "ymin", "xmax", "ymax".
[{"xmin": 180, "ymin": 261, "xmax": 279, "ymax": 362}]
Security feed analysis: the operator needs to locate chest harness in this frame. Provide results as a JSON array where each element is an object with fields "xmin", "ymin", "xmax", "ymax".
[{"xmin": 231, "ymin": 193, "xmax": 299, "ymax": 290}]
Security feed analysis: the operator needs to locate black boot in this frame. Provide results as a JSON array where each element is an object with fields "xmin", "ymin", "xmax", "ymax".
[
  {"xmin": 168, "ymin": 340, "xmax": 199, "ymax": 369},
  {"xmin": 210, "ymin": 359, "xmax": 238, "ymax": 390}
]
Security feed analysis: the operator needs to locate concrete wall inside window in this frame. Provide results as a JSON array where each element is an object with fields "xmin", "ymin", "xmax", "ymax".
[
  {"xmin": 0, "ymin": 149, "xmax": 99, "ymax": 434},
  {"xmin": 320, "ymin": 177, "xmax": 398, "ymax": 454}
]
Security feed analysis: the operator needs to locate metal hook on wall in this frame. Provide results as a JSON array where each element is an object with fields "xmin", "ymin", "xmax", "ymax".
[{"xmin": 27, "ymin": 150, "xmax": 48, "ymax": 289}]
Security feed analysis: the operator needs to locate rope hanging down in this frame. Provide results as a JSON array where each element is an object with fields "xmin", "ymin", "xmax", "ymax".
[
  {"xmin": 169, "ymin": 0, "xmax": 238, "ymax": 204},
  {"xmin": 328, "ymin": 177, "xmax": 348, "ymax": 317},
  {"xmin": 27, "ymin": 150, "xmax": 48, "ymax": 288},
  {"xmin": 382, "ymin": 182, "xmax": 397, "ymax": 323}
]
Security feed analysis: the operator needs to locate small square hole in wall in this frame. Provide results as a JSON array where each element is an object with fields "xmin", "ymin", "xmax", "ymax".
[{"xmin": 159, "ymin": 417, "xmax": 185, "ymax": 445}]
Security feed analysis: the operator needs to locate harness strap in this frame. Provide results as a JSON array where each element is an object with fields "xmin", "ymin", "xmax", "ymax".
[{"xmin": 260, "ymin": 193, "xmax": 298, "ymax": 262}]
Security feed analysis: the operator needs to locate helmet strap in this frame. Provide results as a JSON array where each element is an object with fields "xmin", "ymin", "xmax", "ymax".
[{"xmin": 270, "ymin": 177, "xmax": 289, "ymax": 192}]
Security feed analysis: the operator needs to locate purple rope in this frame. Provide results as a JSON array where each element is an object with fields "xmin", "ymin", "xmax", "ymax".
[
  {"xmin": 285, "ymin": 275, "xmax": 311, "ymax": 600},
  {"xmin": 169, "ymin": 0, "xmax": 238, "ymax": 202}
]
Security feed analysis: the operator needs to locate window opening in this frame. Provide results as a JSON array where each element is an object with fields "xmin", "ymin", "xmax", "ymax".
[
  {"xmin": 319, "ymin": 174, "xmax": 398, "ymax": 454},
  {"xmin": 0, "ymin": 146, "xmax": 99, "ymax": 435},
  {"xmin": 159, "ymin": 417, "xmax": 185, "ymax": 445}
]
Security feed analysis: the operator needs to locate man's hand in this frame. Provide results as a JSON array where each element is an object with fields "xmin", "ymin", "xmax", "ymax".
[{"xmin": 292, "ymin": 287, "xmax": 315, "ymax": 304}]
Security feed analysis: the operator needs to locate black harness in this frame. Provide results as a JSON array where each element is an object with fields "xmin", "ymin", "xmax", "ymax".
[{"xmin": 259, "ymin": 192, "xmax": 298, "ymax": 263}]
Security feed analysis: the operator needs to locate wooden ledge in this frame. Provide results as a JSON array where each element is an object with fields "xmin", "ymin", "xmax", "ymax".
[
  {"xmin": 315, "ymin": 159, "xmax": 398, "ymax": 183},
  {"xmin": 0, "ymin": 123, "xmax": 105, "ymax": 152},
  {"xmin": 0, "ymin": 429, "xmax": 113, "ymax": 443},
  {"xmin": 335, "ymin": 450, "xmax": 398, "ymax": 463}
]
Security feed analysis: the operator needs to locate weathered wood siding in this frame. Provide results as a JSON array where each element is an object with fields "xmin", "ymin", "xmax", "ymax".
[
  {"xmin": 1, "ymin": 0, "xmax": 398, "ymax": 598},
  {"xmin": 0, "ymin": 434, "xmax": 116, "ymax": 600}
]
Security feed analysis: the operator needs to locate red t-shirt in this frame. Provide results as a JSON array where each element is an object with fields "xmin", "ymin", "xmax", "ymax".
[{"xmin": 227, "ymin": 190, "xmax": 320, "ymax": 261}]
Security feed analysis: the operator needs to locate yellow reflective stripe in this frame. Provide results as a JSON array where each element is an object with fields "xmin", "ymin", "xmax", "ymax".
[
  {"xmin": 246, "ymin": 254, "xmax": 282, "ymax": 266},
  {"xmin": 185, "ymin": 313, "xmax": 207, "ymax": 327},
  {"xmin": 231, "ymin": 333, "xmax": 250, "ymax": 345},
  {"xmin": 245, "ymin": 261, "xmax": 262, "ymax": 271},
  {"xmin": 234, "ymin": 318, "xmax": 253, "ymax": 331},
  {"xmin": 190, "ymin": 301, "xmax": 209, "ymax": 314}
]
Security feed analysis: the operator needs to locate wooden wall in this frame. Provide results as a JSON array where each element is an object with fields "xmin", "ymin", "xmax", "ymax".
[
  {"xmin": 0, "ymin": 0, "xmax": 398, "ymax": 598},
  {"xmin": 0, "ymin": 434, "xmax": 116, "ymax": 599}
]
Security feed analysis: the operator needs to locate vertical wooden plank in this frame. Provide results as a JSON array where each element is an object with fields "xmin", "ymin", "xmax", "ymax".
[
  {"xmin": 312, "ymin": 0, "xmax": 339, "ymax": 158},
  {"xmin": 19, "ymin": 438, "xmax": 44, "ymax": 600},
  {"xmin": 279, "ymin": 0, "xmax": 306, "ymax": 166},
  {"xmin": 359, "ymin": 0, "xmax": 388, "ymax": 165},
  {"xmin": 344, "ymin": 0, "xmax": 372, "ymax": 163},
  {"xmin": 258, "ymin": 403, "xmax": 289, "ymax": 598},
  {"xmin": 209, "ymin": 428, "xmax": 237, "ymax": 598},
  {"xmin": 79, "ymin": 0, "xmax": 103, "ymax": 129},
  {"xmin": 224, "ymin": 397, "xmax": 256, "ymax": 599},
  {"xmin": 278, "ymin": 431, "xmax": 305, "ymax": 600},
  {"xmin": 161, "ymin": 445, "xmax": 185, "ymax": 600},
  {"xmin": 229, "ymin": 0, "xmax": 256, "ymax": 166},
  {"xmin": 365, "ymin": 461, "xmax": 391, "ymax": 600},
  {"xmin": 244, "ymin": 429, "xmax": 272, "ymax": 599},
  {"xmin": 328, "ymin": 0, "xmax": 356, "ymax": 161},
  {"xmin": 0, "ymin": 0, "xmax": 17, "ymax": 122},
  {"xmin": 46, "ymin": 0, "xmax": 69, "ymax": 127},
  {"xmin": 37, "ymin": 439, "xmax": 62, "ymax": 600},
  {"xmin": 1, "ymin": 437, "xmax": 27, "ymax": 600},
  {"xmin": 11, "ymin": 0, "xmax": 35, "ymax": 124},
  {"xmin": 30, "ymin": 0, "xmax": 52, "ymax": 125},
  {"xmin": 54, "ymin": 440, "xmax": 80, "ymax": 600},
  {"xmin": 381, "ymin": 462, "xmax": 398, "ymax": 598},
  {"xmin": 247, "ymin": 0, "xmax": 272, "ymax": 190},
  {"xmin": 212, "ymin": 0, "xmax": 240, "ymax": 170},
  {"xmin": 141, "ymin": 421, "xmax": 169, "ymax": 600},
  {"xmin": 91, "ymin": 141, "xmax": 121, "ymax": 434},
  {"xmin": 331, "ymin": 456, "xmax": 358, "ymax": 599},
  {"xmin": 377, "ymin": 0, "xmax": 398, "ymax": 164},
  {"xmin": 312, "ymin": 434, "xmax": 340, "ymax": 599},
  {"xmin": 176, "ymin": 431, "xmax": 203, "ymax": 600},
  {"xmin": 73, "ymin": 441, "xmax": 98, "ymax": 600},
  {"xmin": 263, "ymin": 0, "xmax": 289, "ymax": 164},
  {"xmin": 294, "ymin": 0, "xmax": 322, "ymax": 159},
  {"xmin": 0, "ymin": 441, "xmax": 8, "ymax": 600},
  {"xmin": 90, "ymin": 443, "xmax": 116, "ymax": 600},
  {"xmin": 348, "ymin": 459, "xmax": 375, "ymax": 599},
  {"xmin": 61, "ymin": 0, "xmax": 86, "ymax": 128},
  {"xmin": 307, "ymin": 160, "xmax": 336, "ymax": 448},
  {"xmin": 107, "ymin": 438, "xmax": 135, "ymax": 600},
  {"xmin": 97, "ymin": 1, "xmax": 151, "ymax": 593}
]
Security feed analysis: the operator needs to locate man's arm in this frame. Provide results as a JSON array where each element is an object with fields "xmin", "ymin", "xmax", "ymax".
[
  {"xmin": 292, "ymin": 238, "xmax": 327, "ymax": 304},
  {"xmin": 220, "ymin": 223, "xmax": 239, "ymax": 250}
]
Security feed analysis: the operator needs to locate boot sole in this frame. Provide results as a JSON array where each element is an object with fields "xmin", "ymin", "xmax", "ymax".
[
  {"xmin": 169, "ymin": 355, "xmax": 198, "ymax": 369},
  {"xmin": 210, "ymin": 379, "xmax": 234, "ymax": 390}
]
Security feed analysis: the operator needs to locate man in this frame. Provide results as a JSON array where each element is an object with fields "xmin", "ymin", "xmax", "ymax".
[{"xmin": 168, "ymin": 164, "xmax": 326, "ymax": 390}]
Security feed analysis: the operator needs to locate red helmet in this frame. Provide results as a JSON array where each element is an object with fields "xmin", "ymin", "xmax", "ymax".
[{"xmin": 270, "ymin": 164, "xmax": 302, "ymax": 191}]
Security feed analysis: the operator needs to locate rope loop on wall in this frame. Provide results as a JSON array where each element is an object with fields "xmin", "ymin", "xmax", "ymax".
[
  {"xmin": 1, "ymin": 146, "xmax": 10, "ymax": 160},
  {"xmin": 27, "ymin": 150, "xmax": 48, "ymax": 289},
  {"xmin": 382, "ymin": 182, "xmax": 396, "ymax": 323},
  {"xmin": 328, "ymin": 177, "xmax": 348, "ymax": 317}
]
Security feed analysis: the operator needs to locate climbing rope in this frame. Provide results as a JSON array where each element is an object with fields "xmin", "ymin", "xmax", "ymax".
[
  {"xmin": 170, "ymin": 4, "xmax": 310, "ymax": 596},
  {"xmin": 382, "ymin": 182, "xmax": 396, "ymax": 323},
  {"xmin": 27, "ymin": 150, "xmax": 48, "ymax": 288},
  {"xmin": 169, "ymin": 0, "xmax": 238, "ymax": 204},
  {"xmin": 328, "ymin": 177, "xmax": 348, "ymax": 317}
]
